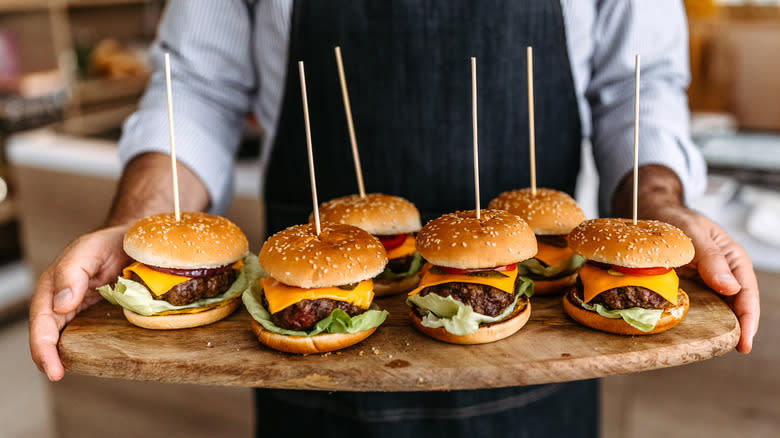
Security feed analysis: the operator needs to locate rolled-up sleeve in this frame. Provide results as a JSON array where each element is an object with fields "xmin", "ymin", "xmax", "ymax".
[
  {"xmin": 586, "ymin": 0, "xmax": 707, "ymax": 215},
  {"xmin": 118, "ymin": 0, "xmax": 256, "ymax": 214}
]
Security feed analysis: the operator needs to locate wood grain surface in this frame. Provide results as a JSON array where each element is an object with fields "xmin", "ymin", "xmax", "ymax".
[{"xmin": 59, "ymin": 279, "xmax": 739, "ymax": 391}]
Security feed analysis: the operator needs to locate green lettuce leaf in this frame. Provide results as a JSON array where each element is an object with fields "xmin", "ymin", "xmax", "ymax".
[
  {"xmin": 405, "ymin": 275, "xmax": 533, "ymax": 335},
  {"xmin": 241, "ymin": 280, "xmax": 388, "ymax": 337},
  {"xmin": 97, "ymin": 254, "xmax": 263, "ymax": 316},
  {"xmin": 517, "ymin": 254, "xmax": 586, "ymax": 280},
  {"xmin": 572, "ymin": 292, "xmax": 662, "ymax": 332},
  {"xmin": 375, "ymin": 252, "xmax": 424, "ymax": 280}
]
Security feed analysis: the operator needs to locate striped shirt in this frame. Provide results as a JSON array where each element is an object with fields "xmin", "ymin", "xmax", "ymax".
[{"xmin": 118, "ymin": 0, "xmax": 706, "ymax": 215}]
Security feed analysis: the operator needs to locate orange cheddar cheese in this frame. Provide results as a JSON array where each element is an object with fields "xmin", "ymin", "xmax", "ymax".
[
  {"xmin": 260, "ymin": 277, "xmax": 374, "ymax": 314},
  {"xmin": 535, "ymin": 242, "xmax": 574, "ymax": 267},
  {"xmin": 386, "ymin": 234, "xmax": 417, "ymax": 260},
  {"xmin": 408, "ymin": 263, "xmax": 518, "ymax": 296},
  {"xmin": 578, "ymin": 263, "xmax": 679, "ymax": 305},
  {"xmin": 122, "ymin": 262, "xmax": 191, "ymax": 296}
]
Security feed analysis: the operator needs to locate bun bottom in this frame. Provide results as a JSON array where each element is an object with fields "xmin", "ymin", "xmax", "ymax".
[
  {"xmin": 532, "ymin": 273, "xmax": 578, "ymax": 296},
  {"xmin": 123, "ymin": 298, "xmax": 240, "ymax": 330},
  {"xmin": 250, "ymin": 319, "xmax": 378, "ymax": 354},
  {"xmin": 409, "ymin": 297, "xmax": 531, "ymax": 345},
  {"xmin": 373, "ymin": 273, "xmax": 421, "ymax": 297},
  {"xmin": 562, "ymin": 289, "xmax": 689, "ymax": 335}
]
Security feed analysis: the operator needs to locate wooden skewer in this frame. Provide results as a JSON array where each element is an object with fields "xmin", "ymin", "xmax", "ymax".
[
  {"xmin": 299, "ymin": 61, "xmax": 321, "ymax": 235},
  {"xmin": 527, "ymin": 46, "xmax": 536, "ymax": 196},
  {"xmin": 633, "ymin": 54, "xmax": 641, "ymax": 226},
  {"xmin": 334, "ymin": 46, "xmax": 366, "ymax": 198},
  {"xmin": 164, "ymin": 53, "xmax": 181, "ymax": 221},
  {"xmin": 471, "ymin": 57, "xmax": 481, "ymax": 220}
]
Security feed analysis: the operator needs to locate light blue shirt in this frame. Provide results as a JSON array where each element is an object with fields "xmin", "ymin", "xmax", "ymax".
[{"xmin": 118, "ymin": 0, "xmax": 706, "ymax": 215}]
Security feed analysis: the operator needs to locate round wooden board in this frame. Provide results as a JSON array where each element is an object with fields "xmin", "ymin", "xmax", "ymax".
[{"xmin": 59, "ymin": 279, "xmax": 739, "ymax": 391}]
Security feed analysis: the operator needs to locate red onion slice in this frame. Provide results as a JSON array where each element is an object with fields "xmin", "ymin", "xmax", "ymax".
[{"xmin": 149, "ymin": 264, "xmax": 233, "ymax": 278}]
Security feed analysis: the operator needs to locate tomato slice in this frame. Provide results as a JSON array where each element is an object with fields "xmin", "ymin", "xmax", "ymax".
[
  {"xmin": 438, "ymin": 263, "xmax": 517, "ymax": 275},
  {"xmin": 611, "ymin": 265, "xmax": 672, "ymax": 276},
  {"xmin": 378, "ymin": 234, "xmax": 407, "ymax": 250}
]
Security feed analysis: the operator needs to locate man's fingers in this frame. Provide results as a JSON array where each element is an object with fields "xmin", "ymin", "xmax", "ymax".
[
  {"xmin": 29, "ymin": 274, "xmax": 66, "ymax": 381},
  {"xmin": 730, "ymin": 253, "xmax": 760, "ymax": 354},
  {"xmin": 693, "ymin": 240, "xmax": 741, "ymax": 295}
]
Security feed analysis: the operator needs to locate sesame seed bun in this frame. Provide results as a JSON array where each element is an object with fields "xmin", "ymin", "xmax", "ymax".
[
  {"xmin": 415, "ymin": 210, "xmax": 536, "ymax": 269},
  {"xmin": 562, "ymin": 288, "xmax": 689, "ymax": 335},
  {"xmin": 124, "ymin": 212, "xmax": 248, "ymax": 269},
  {"xmin": 409, "ymin": 296, "xmax": 531, "ymax": 344},
  {"xmin": 258, "ymin": 223, "xmax": 388, "ymax": 289},
  {"xmin": 313, "ymin": 193, "xmax": 422, "ymax": 235},
  {"xmin": 122, "ymin": 297, "xmax": 241, "ymax": 330},
  {"xmin": 488, "ymin": 188, "xmax": 586, "ymax": 235},
  {"xmin": 250, "ymin": 319, "xmax": 378, "ymax": 354},
  {"xmin": 568, "ymin": 218, "xmax": 694, "ymax": 268}
]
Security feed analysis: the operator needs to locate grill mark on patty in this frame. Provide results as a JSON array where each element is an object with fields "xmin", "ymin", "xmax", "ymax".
[
  {"xmin": 262, "ymin": 295, "xmax": 366, "ymax": 331},
  {"xmin": 129, "ymin": 269, "xmax": 237, "ymax": 306}
]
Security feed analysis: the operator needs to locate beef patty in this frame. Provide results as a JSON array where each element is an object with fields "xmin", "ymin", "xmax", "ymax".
[
  {"xmin": 129, "ymin": 268, "xmax": 237, "ymax": 306},
  {"xmin": 418, "ymin": 282, "xmax": 515, "ymax": 317},
  {"xmin": 386, "ymin": 254, "xmax": 415, "ymax": 274},
  {"xmin": 264, "ymin": 295, "xmax": 365, "ymax": 331}
]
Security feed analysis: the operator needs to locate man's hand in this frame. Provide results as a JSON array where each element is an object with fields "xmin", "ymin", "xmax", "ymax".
[
  {"xmin": 29, "ymin": 226, "xmax": 130, "ymax": 381},
  {"xmin": 614, "ymin": 165, "xmax": 759, "ymax": 353},
  {"xmin": 28, "ymin": 152, "xmax": 211, "ymax": 381}
]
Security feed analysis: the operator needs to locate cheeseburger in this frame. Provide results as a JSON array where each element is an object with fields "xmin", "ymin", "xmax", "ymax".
[
  {"xmin": 98, "ymin": 212, "xmax": 251, "ymax": 330},
  {"xmin": 489, "ymin": 188, "xmax": 586, "ymax": 295},
  {"xmin": 564, "ymin": 218, "xmax": 694, "ymax": 335},
  {"xmin": 242, "ymin": 223, "xmax": 389, "ymax": 354},
  {"xmin": 406, "ymin": 210, "xmax": 536, "ymax": 344},
  {"xmin": 313, "ymin": 193, "xmax": 423, "ymax": 296}
]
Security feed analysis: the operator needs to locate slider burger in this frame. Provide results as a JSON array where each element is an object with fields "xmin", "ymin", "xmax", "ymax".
[
  {"xmin": 98, "ymin": 212, "xmax": 253, "ymax": 329},
  {"xmin": 406, "ymin": 210, "xmax": 536, "ymax": 344},
  {"xmin": 313, "ymin": 193, "xmax": 423, "ymax": 296},
  {"xmin": 242, "ymin": 223, "xmax": 389, "ymax": 354},
  {"xmin": 563, "ymin": 218, "xmax": 694, "ymax": 334},
  {"xmin": 489, "ymin": 188, "xmax": 586, "ymax": 295}
]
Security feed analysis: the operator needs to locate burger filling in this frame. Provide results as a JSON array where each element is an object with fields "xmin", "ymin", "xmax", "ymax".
[
  {"xmin": 126, "ymin": 269, "xmax": 237, "ymax": 306},
  {"xmin": 241, "ymin": 277, "xmax": 389, "ymax": 337},
  {"xmin": 375, "ymin": 234, "xmax": 424, "ymax": 281},
  {"xmin": 406, "ymin": 263, "xmax": 533, "ymax": 335},
  {"xmin": 569, "ymin": 262, "xmax": 683, "ymax": 332},
  {"xmin": 263, "ymin": 296, "xmax": 365, "ymax": 331},
  {"xmin": 98, "ymin": 254, "xmax": 259, "ymax": 316},
  {"xmin": 516, "ymin": 235, "xmax": 585, "ymax": 281}
]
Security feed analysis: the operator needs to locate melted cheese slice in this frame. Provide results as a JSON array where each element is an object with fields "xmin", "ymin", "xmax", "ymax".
[
  {"xmin": 408, "ymin": 263, "xmax": 519, "ymax": 296},
  {"xmin": 535, "ymin": 242, "xmax": 574, "ymax": 266},
  {"xmin": 385, "ymin": 234, "xmax": 417, "ymax": 260},
  {"xmin": 261, "ymin": 277, "xmax": 374, "ymax": 314},
  {"xmin": 122, "ymin": 262, "xmax": 191, "ymax": 296},
  {"xmin": 579, "ymin": 263, "xmax": 679, "ymax": 305}
]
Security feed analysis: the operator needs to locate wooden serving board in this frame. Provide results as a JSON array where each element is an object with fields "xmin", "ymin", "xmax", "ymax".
[{"xmin": 59, "ymin": 279, "xmax": 739, "ymax": 391}]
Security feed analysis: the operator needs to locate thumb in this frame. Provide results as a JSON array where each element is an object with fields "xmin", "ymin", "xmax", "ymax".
[{"xmin": 52, "ymin": 230, "xmax": 126, "ymax": 314}]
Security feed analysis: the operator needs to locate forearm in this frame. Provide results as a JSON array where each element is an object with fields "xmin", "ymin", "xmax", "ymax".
[
  {"xmin": 106, "ymin": 152, "xmax": 209, "ymax": 227},
  {"xmin": 612, "ymin": 164, "xmax": 684, "ymax": 219}
]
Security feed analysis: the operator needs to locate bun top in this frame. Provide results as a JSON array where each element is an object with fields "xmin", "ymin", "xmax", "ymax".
[
  {"xmin": 258, "ymin": 223, "xmax": 388, "ymax": 289},
  {"xmin": 124, "ymin": 212, "xmax": 248, "ymax": 269},
  {"xmin": 568, "ymin": 218, "xmax": 694, "ymax": 268},
  {"xmin": 415, "ymin": 209, "xmax": 537, "ymax": 269},
  {"xmin": 488, "ymin": 188, "xmax": 585, "ymax": 235},
  {"xmin": 313, "ymin": 193, "xmax": 421, "ymax": 235}
]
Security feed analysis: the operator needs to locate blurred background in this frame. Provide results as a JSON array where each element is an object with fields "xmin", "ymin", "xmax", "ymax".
[{"xmin": 0, "ymin": 0, "xmax": 778, "ymax": 437}]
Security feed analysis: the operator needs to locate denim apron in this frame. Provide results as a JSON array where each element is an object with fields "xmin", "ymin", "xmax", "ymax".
[{"xmin": 258, "ymin": 1, "xmax": 596, "ymax": 436}]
